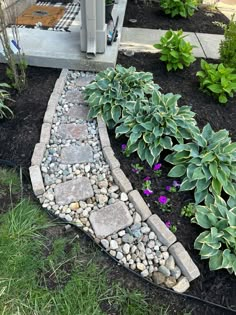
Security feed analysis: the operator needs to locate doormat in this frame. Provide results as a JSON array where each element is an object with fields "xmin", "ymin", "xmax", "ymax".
[
  {"xmin": 13, "ymin": 2, "xmax": 80, "ymax": 31},
  {"xmin": 16, "ymin": 5, "xmax": 66, "ymax": 28}
]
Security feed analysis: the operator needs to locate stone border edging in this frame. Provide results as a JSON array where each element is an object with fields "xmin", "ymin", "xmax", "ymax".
[
  {"xmin": 97, "ymin": 116, "xmax": 200, "ymax": 283},
  {"xmin": 29, "ymin": 69, "xmax": 200, "ymax": 292},
  {"xmin": 29, "ymin": 69, "xmax": 69, "ymax": 196}
]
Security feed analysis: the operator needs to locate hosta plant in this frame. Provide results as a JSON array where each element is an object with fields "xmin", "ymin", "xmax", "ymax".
[
  {"xmin": 160, "ymin": 0, "xmax": 197, "ymax": 18},
  {"xmin": 154, "ymin": 30, "xmax": 196, "ymax": 71},
  {"xmin": 115, "ymin": 89, "xmax": 199, "ymax": 166},
  {"xmin": 196, "ymin": 59, "xmax": 236, "ymax": 104},
  {"xmin": 83, "ymin": 65, "xmax": 158, "ymax": 129},
  {"xmin": 166, "ymin": 123, "xmax": 236, "ymax": 204},
  {"xmin": 0, "ymin": 82, "xmax": 13, "ymax": 119},
  {"xmin": 192, "ymin": 195, "xmax": 236, "ymax": 275}
]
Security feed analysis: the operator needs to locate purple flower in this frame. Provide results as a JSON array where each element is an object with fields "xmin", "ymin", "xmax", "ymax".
[
  {"xmin": 153, "ymin": 163, "xmax": 162, "ymax": 171},
  {"xmin": 172, "ymin": 180, "xmax": 181, "ymax": 188},
  {"xmin": 121, "ymin": 144, "xmax": 127, "ymax": 151},
  {"xmin": 143, "ymin": 189, "xmax": 153, "ymax": 196},
  {"xmin": 166, "ymin": 186, "xmax": 171, "ymax": 191},
  {"xmin": 132, "ymin": 168, "xmax": 138, "ymax": 173},
  {"xmin": 143, "ymin": 176, "xmax": 151, "ymax": 181},
  {"xmin": 165, "ymin": 221, "xmax": 171, "ymax": 228},
  {"xmin": 158, "ymin": 195, "xmax": 168, "ymax": 204}
]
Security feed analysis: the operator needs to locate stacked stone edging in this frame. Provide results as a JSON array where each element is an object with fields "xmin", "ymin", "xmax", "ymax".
[
  {"xmin": 96, "ymin": 115, "xmax": 200, "ymax": 285},
  {"xmin": 29, "ymin": 69, "xmax": 69, "ymax": 197},
  {"xmin": 29, "ymin": 69, "xmax": 200, "ymax": 293}
]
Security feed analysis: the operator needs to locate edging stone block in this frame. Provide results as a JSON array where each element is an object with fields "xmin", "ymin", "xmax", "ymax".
[
  {"xmin": 169, "ymin": 242, "xmax": 200, "ymax": 282},
  {"xmin": 53, "ymin": 69, "xmax": 68, "ymax": 94},
  {"xmin": 40, "ymin": 123, "xmax": 51, "ymax": 144},
  {"xmin": 98, "ymin": 127, "xmax": 111, "ymax": 148},
  {"xmin": 112, "ymin": 168, "xmax": 133, "ymax": 193},
  {"xmin": 29, "ymin": 165, "xmax": 45, "ymax": 196},
  {"xmin": 103, "ymin": 146, "xmax": 120, "ymax": 170},
  {"xmin": 147, "ymin": 214, "xmax": 176, "ymax": 247},
  {"xmin": 43, "ymin": 94, "xmax": 59, "ymax": 124},
  {"xmin": 128, "ymin": 190, "xmax": 152, "ymax": 221},
  {"xmin": 31, "ymin": 142, "xmax": 46, "ymax": 166},
  {"xmin": 97, "ymin": 116, "xmax": 106, "ymax": 129}
]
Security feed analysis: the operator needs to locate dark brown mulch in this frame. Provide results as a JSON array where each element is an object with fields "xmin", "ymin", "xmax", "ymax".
[
  {"xmin": 0, "ymin": 64, "xmax": 60, "ymax": 168},
  {"xmin": 107, "ymin": 52, "xmax": 236, "ymax": 313},
  {"xmin": 124, "ymin": 0, "xmax": 229, "ymax": 34},
  {"xmin": 0, "ymin": 56, "xmax": 235, "ymax": 314}
]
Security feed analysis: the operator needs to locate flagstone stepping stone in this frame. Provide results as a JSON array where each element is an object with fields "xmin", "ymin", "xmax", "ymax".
[
  {"xmin": 75, "ymin": 75, "xmax": 95, "ymax": 87},
  {"xmin": 66, "ymin": 105, "xmax": 89, "ymax": 121},
  {"xmin": 64, "ymin": 90, "xmax": 87, "ymax": 104},
  {"xmin": 54, "ymin": 177, "xmax": 94, "ymax": 205},
  {"xmin": 57, "ymin": 123, "xmax": 88, "ymax": 140},
  {"xmin": 60, "ymin": 145, "xmax": 93, "ymax": 164},
  {"xmin": 89, "ymin": 201, "xmax": 133, "ymax": 239}
]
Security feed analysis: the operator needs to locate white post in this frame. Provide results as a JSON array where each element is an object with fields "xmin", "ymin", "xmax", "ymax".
[{"xmin": 80, "ymin": 0, "xmax": 106, "ymax": 56}]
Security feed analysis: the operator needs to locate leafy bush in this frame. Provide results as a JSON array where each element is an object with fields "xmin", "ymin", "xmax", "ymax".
[
  {"xmin": 0, "ymin": 83, "xmax": 13, "ymax": 119},
  {"xmin": 192, "ymin": 195, "xmax": 236, "ymax": 275},
  {"xmin": 166, "ymin": 123, "xmax": 236, "ymax": 204},
  {"xmin": 115, "ymin": 89, "xmax": 199, "ymax": 166},
  {"xmin": 160, "ymin": 0, "xmax": 197, "ymax": 18},
  {"xmin": 219, "ymin": 14, "xmax": 236, "ymax": 70},
  {"xmin": 83, "ymin": 65, "xmax": 158, "ymax": 129},
  {"xmin": 196, "ymin": 59, "xmax": 236, "ymax": 104},
  {"xmin": 154, "ymin": 30, "xmax": 196, "ymax": 71}
]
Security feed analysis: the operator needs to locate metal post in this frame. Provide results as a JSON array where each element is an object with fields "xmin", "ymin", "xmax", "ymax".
[{"xmin": 80, "ymin": 0, "xmax": 106, "ymax": 56}]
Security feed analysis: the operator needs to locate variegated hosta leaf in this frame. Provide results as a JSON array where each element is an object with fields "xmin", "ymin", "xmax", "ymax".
[
  {"xmin": 83, "ymin": 65, "xmax": 157, "ymax": 128},
  {"xmin": 194, "ymin": 199, "xmax": 236, "ymax": 275},
  {"xmin": 166, "ymin": 123, "xmax": 236, "ymax": 203},
  {"xmin": 115, "ymin": 89, "xmax": 198, "ymax": 166}
]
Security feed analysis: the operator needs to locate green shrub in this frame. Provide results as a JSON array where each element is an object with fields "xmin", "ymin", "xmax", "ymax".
[
  {"xmin": 166, "ymin": 123, "xmax": 236, "ymax": 204},
  {"xmin": 0, "ymin": 83, "xmax": 13, "ymax": 119},
  {"xmin": 219, "ymin": 14, "xmax": 236, "ymax": 69},
  {"xmin": 192, "ymin": 195, "xmax": 236, "ymax": 275},
  {"xmin": 160, "ymin": 0, "xmax": 197, "ymax": 18},
  {"xmin": 115, "ymin": 89, "xmax": 199, "ymax": 166},
  {"xmin": 83, "ymin": 65, "xmax": 158, "ymax": 129},
  {"xmin": 196, "ymin": 59, "xmax": 236, "ymax": 104},
  {"xmin": 154, "ymin": 30, "xmax": 196, "ymax": 71}
]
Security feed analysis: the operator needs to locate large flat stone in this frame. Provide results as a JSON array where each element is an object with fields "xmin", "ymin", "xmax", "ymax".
[
  {"xmin": 66, "ymin": 105, "xmax": 89, "ymax": 121},
  {"xmin": 89, "ymin": 201, "xmax": 133, "ymax": 238},
  {"xmin": 64, "ymin": 89, "xmax": 87, "ymax": 104},
  {"xmin": 54, "ymin": 177, "xmax": 94, "ymax": 205},
  {"xmin": 57, "ymin": 123, "xmax": 88, "ymax": 140},
  {"xmin": 75, "ymin": 75, "xmax": 96, "ymax": 87},
  {"xmin": 60, "ymin": 145, "xmax": 93, "ymax": 164}
]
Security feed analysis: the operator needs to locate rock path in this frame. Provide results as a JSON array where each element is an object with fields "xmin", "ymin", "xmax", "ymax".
[{"xmin": 30, "ymin": 69, "xmax": 200, "ymax": 293}]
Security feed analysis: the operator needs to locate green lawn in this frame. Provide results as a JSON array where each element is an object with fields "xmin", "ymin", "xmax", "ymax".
[{"xmin": 0, "ymin": 167, "xmax": 175, "ymax": 315}]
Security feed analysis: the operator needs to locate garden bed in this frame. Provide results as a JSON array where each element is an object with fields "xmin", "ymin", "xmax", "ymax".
[
  {"xmin": 124, "ymin": 0, "xmax": 229, "ymax": 34},
  {"xmin": 0, "ymin": 54, "xmax": 236, "ymax": 313},
  {"xmin": 105, "ymin": 52, "xmax": 236, "ymax": 311}
]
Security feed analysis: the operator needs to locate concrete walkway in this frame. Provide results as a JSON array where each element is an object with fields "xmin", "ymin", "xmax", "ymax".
[{"xmin": 120, "ymin": 28, "xmax": 224, "ymax": 59}]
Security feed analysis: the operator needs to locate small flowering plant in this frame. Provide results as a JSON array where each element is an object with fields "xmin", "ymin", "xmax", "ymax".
[
  {"xmin": 131, "ymin": 163, "xmax": 144, "ymax": 174},
  {"xmin": 165, "ymin": 221, "xmax": 177, "ymax": 233},
  {"xmin": 153, "ymin": 163, "xmax": 162, "ymax": 177},
  {"xmin": 142, "ymin": 176, "xmax": 153, "ymax": 196},
  {"xmin": 155, "ymin": 195, "xmax": 172, "ymax": 212},
  {"xmin": 121, "ymin": 143, "xmax": 127, "ymax": 151},
  {"xmin": 165, "ymin": 180, "xmax": 181, "ymax": 192}
]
